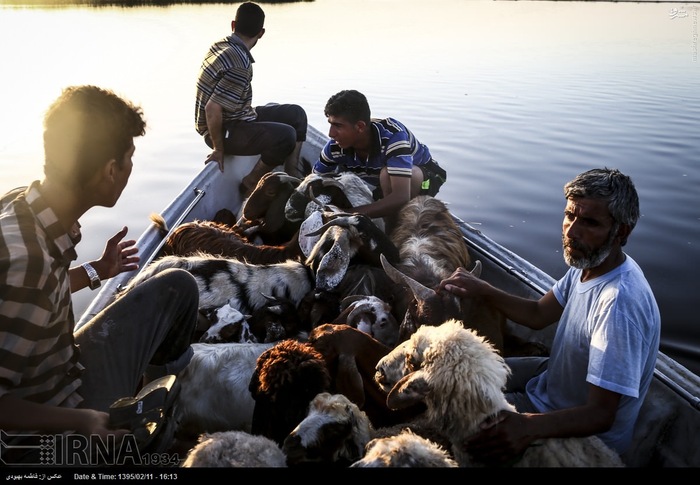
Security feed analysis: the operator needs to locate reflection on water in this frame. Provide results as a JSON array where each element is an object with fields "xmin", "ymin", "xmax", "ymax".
[{"xmin": 0, "ymin": 0, "xmax": 698, "ymax": 374}]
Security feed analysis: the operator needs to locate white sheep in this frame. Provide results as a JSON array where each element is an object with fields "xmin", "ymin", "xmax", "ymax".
[
  {"xmin": 181, "ymin": 430, "xmax": 286, "ymax": 467},
  {"xmin": 374, "ymin": 319, "xmax": 625, "ymax": 467},
  {"xmin": 350, "ymin": 429, "xmax": 458, "ymax": 468},
  {"xmin": 174, "ymin": 341, "xmax": 274, "ymax": 439}
]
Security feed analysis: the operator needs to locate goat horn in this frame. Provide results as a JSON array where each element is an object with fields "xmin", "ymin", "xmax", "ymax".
[
  {"xmin": 346, "ymin": 301, "xmax": 375, "ymax": 324},
  {"xmin": 273, "ymin": 172, "xmax": 302, "ymax": 185},
  {"xmin": 303, "ymin": 215, "xmax": 354, "ymax": 237},
  {"xmin": 380, "ymin": 254, "xmax": 435, "ymax": 301},
  {"xmin": 471, "ymin": 259, "xmax": 482, "ymax": 278},
  {"xmin": 386, "ymin": 372, "xmax": 430, "ymax": 410},
  {"xmin": 307, "ymin": 185, "xmax": 319, "ymax": 202},
  {"xmin": 320, "ymin": 177, "xmax": 345, "ymax": 189},
  {"xmin": 340, "ymin": 294, "xmax": 367, "ymax": 310}
]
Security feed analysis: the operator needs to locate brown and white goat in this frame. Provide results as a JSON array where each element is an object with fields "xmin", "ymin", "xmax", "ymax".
[
  {"xmin": 307, "ymin": 324, "xmax": 425, "ymax": 429},
  {"xmin": 382, "ymin": 195, "xmax": 507, "ymax": 353},
  {"xmin": 331, "ymin": 295, "xmax": 399, "ymax": 349},
  {"xmin": 236, "ymin": 171, "xmax": 301, "ymax": 245},
  {"xmin": 151, "ymin": 214, "xmax": 304, "ymax": 264},
  {"xmin": 297, "ymin": 264, "xmax": 398, "ymax": 330}
]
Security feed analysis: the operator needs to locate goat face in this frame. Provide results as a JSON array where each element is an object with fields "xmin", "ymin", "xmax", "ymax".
[
  {"xmin": 240, "ymin": 172, "xmax": 300, "ymax": 222},
  {"xmin": 249, "ymin": 293, "xmax": 308, "ymax": 343},
  {"xmin": 200, "ymin": 302, "xmax": 255, "ymax": 343},
  {"xmin": 282, "ymin": 392, "xmax": 372, "ymax": 467},
  {"xmin": 238, "ymin": 172, "xmax": 301, "ymax": 243},
  {"xmin": 373, "ymin": 323, "xmax": 440, "ymax": 394},
  {"xmin": 380, "ymin": 254, "xmax": 467, "ymax": 342},
  {"xmin": 338, "ymin": 295, "xmax": 399, "ymax": 349}
]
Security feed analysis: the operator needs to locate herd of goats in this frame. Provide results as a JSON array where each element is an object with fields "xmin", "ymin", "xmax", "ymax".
[{"xmin": 115, "ymin": 171, "xmax": 625, "ymax": 467}]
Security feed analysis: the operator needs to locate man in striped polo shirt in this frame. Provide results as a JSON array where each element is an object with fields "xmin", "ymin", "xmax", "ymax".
[
  {"xmin": 194, "ymin": 2, "xmax": 308, "ymax": 196},
  {"xmin": 0, "ymin": 85, "xmax": 199, "ymax": 465},
  {"xmin": 313, "ymin": 89, "xmax": 447, "ymax": 223}
]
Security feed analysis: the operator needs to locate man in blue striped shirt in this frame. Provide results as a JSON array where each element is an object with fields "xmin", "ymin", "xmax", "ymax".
[
  {"xmin": 194, "ymin": 2, "xmax": 308, "ymax": 195},
  {"xmin": 313, "ymin": 90, "xmax": 446, "ymax": 222}
]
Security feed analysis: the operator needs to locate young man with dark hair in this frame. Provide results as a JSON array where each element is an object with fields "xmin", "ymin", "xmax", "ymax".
[
  {"xmin": 0, "ymin": 85, "xmax": 199, "ymax": 465},
  {"xmin": 313, "ymin": 89, "xmax": 446, "ymax": 221},
  {"xmin": 194, "ymin": 1, "xmax": 308, "ymax": 195}
]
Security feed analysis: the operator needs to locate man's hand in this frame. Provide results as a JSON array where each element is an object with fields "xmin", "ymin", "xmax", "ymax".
[
  {"xmin": 205, "ymin": 148, "xmax": 225, "ymax": 172},
  {"xmin": 95, "ymin": 226, "xmax": 139, "ymax": 279},
  {"xmin": 461, "ymin": 410, "xmax": 534, "ymax": 465},
  {"xmin": 438, "ymin": 266, "xmax": 489, "ymax": 299}
]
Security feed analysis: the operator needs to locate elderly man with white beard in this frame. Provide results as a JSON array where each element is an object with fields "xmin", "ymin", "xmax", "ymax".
[{"xmin": 437, "ymin": 167, "xmax": 660, "ymax": 467}]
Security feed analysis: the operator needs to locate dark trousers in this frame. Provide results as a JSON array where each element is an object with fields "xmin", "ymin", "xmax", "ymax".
[
  {"xmin": 503, "ymin": 356, "xmax": 548, "ymax": 412},
  {"xmin": 205, "ymin": 103, "xmax": 308, "ymax": 167},
  {"xmin": 74, "ymin": 268, "xmax": 199, "ymax": 412}
]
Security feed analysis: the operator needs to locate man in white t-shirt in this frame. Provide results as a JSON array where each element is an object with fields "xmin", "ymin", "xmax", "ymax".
[{"xmin": 439, "ymin": 167, "xmax": 660, "ymax": 464}]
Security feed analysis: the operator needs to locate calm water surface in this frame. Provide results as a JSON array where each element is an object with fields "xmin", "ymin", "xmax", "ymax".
[{"xmin": 1, "ymin": 0, "xmax": 698, "ymax": 373}]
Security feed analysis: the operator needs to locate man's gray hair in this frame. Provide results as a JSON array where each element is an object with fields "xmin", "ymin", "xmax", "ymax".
[{"xmin": 564, "ymin": 168, "xmax": 640, "ymax": 231}]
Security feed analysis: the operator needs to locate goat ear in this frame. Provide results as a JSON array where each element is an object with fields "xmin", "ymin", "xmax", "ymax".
[
  {"xmin": 385, "ymin": 371, "xmax": 430, "ymax": 410},
  {"xmin": 298, "ymin": 211, "xmax": 324, "ymax": 259},
  {"xmin": 336, "ymin": 353, "xmax": 366, "ymax": 408},
  {"xmin": 314, "ymin": 230, "xmax": 351, "ymax": 291}
]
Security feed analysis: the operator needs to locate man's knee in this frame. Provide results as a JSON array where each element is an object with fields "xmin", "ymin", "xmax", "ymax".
[
  {"xmin": 504, "ymin": 356, "xmax": 548, "ymax": 392},
  {"xmin": 263, "ymin": 126, "xmax": 297, "ymax": 163},
  {"xmin": 149, "ymin": 269, "xmax": 199, "ymax": 365},
  {"xmin": 289, "ymin": 104, "xmax": 308, "ymax": 140},
  {"xmin": 159, "ymin": 267, "xmax": 198, "ymax": 292},
  {"xmin": 146, "ymin": 345, "xmax": 194, "ymax": 381}
]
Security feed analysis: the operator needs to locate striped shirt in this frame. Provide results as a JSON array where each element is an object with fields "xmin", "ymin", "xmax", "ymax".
[
  {"xmin": 0, "ymin": 182, "xmax": 83, "ymax": 409},
  {"xmin": 194, "ymin": 33, "xmax": 257, "ymax": 138},
  {"xmin": 313, "ymin": 117, "xmax": 433, "ymax": 189}
]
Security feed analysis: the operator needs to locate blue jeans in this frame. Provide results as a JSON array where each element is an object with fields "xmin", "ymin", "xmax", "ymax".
[{"xmin": 74, "ymin": 268, "xmax": 199, "ymax": 412}]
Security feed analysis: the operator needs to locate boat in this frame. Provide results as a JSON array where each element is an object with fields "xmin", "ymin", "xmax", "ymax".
[{"xmin": 75, "ymin": 125, "xmax": 700, "ymax": 467}]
